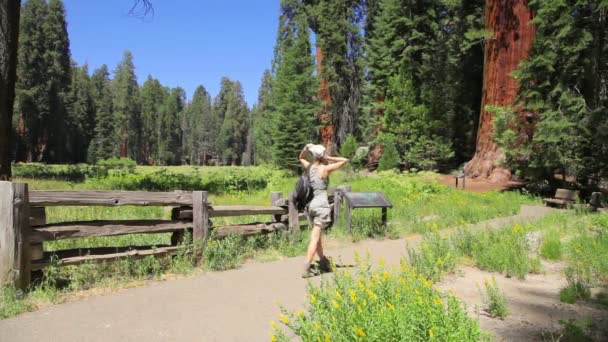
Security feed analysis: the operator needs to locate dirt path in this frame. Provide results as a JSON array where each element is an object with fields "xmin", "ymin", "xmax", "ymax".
[
  {"xmin": 0, "ymin": 205, "xmax": 592, "ymax": 342},
  {"xmin": 437, "ymin": 174, "xmax": 525, "ymax": 193}
]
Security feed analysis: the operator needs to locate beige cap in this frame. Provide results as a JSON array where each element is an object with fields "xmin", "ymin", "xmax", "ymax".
[{"xmin": 308, "ymin": 144, "xmax": 326, "ymax": 159}]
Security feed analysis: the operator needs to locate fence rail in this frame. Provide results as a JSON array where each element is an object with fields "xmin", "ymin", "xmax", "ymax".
[{"xmin": 0, "ymin": 182, "xmax": 350, "ymax": 290}]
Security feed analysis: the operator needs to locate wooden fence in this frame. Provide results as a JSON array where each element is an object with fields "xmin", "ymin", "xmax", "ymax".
[{"xmin": 0, "ymin": 181, "xmax": 351, "ymax": 289}]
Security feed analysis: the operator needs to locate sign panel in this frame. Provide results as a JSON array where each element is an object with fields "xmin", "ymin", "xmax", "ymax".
[{"xmin": 343, "ymin": 192, "xmax": 392, "ymax": 208}]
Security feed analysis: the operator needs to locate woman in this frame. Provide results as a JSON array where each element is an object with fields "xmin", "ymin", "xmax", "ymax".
[{"xmin": 299, "ymin": 143, "xmax": 349, "ymax": 277}]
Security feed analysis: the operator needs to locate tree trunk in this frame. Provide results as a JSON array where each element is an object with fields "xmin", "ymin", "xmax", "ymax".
[
  {"xmin": 465, "ymin": 0, "xmax": 535, "ymax": 183},
  {"xmin": 0, "ymin": 0, "xmax": 20, "ymax": 180},
  {"xmin": 316, "ymin": 45, "xmax": 335, "ymax": 154}
]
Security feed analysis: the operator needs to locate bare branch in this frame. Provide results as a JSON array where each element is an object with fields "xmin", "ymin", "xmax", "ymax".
[{"xmin": 128, "ymin": 0, "xmax": 154, "ymax": 19}]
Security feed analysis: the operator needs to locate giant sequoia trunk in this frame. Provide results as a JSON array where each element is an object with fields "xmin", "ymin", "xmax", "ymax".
[
  {"xmin": 316, "ymin": 46, "xmax": 335, "ymax": 153},
  {"xmin": 0, "ymin": 0, "xmax": 20, "ymax": 180},
  {"xmin": 465, "ymin": 0, "xmax": 535, "ymax": 182}
]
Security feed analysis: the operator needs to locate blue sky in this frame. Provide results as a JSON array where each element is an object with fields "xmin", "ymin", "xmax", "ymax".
[{"xmin": 63, "ymin": 0, "xmax": 280, "ymax": 106}]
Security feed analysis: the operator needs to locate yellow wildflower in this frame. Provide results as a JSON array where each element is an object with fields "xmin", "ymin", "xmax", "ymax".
[
  {"xmin": 357, "ymin": 305, "xmax": 363, "ymax": 313},
  {"xmin": 325, "ymin": 334, "xmax": 331, "ymax": 342},
  {"xmin": 386, "ymin": 302, "xmax": 395, "ymax": 310},
  {"xmin": 279, "ymin": 314, "xmax": 289, "ymax": 324},
  {"xmin": 296, "ymin": 310, "xmax": 305, "ymax": 317},
  {"xmin": 383, "ymin": 271, "xmax": 390, "ymax": 280},
  {"xmin": 424, "ymin": 279, "xmax": 433, "ymax": 288},
  {"xmin": 366, "ymin": 290, "xmax": 378, "ymax": 300},
  {"xmin": 270, "ymin": 333, "xmax": 278, "ymax": 342},
  {"xmin": 314, "ymin": 323, "xmax": 321, "ymax": 330},
  {"xmin": 354, "ymin": 326, "xmax": 366, "ymax": 337},
  {"xmin": 434, "ymin": 296, "xmax": 443, "ymax": 306},
  {"xmin": 270, "ymin": 321, "xmax": 277, "ymax": 328},
  {"xmin": 335, "ymin": 290, "xmax": 343, "ymax": 301},
  {"xmin": 436, "ymin": 258, "xmax": 444, "ymax": 266},
  {"xmin": 429, "ymin": 328, "xmax": 435, "ymax": 338},
  {"xmin": 332, "ymin": 300, "xmax": 340, "ymax": 309},
  {"xmin": 310, "ymin": 294, "xmax": 317, "ymax": 304},
  {"xmin": 349, "ymin": 289, "xmax": 357, "ymax": 302},
  {"xmin": 379, "ymin": 257, "xmax": 386, "ymax": 267}
]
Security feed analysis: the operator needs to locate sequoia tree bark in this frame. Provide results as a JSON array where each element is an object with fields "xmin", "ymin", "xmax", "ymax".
[
  {"xmin": 316, "ymin": 45, "xmax": 335, "ymax": 154},
  {"xmin": 0, "ymin": 0, "xmax": 21, "ymax": 180},
  {"xmin": 465, "ymin": 0, "xmax": 535, "ymax": 183}
]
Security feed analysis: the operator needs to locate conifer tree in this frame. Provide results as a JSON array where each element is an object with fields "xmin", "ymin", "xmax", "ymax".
[
  {"xmin": 218, "ymin": 81, "xmax": 249, "ymax": 165},
  {"xmin": 496, "ymin": 0, "xmax": 608, "ymax": 183},
  {"xmin": 272, "ymin": 0, "xmax": 317, "ymax": 172},
  {"xmin": 252, "ymin": 70, "xmax": 274, "ymax": 165},
  {"xmin": 112, "ymin": 50, "xmax": 140, "ymax": 161},
  {"xmin": 15, "ymin": 0, "xmax": 49, "ymax": 162},
  {"xmin": 66, "ymin": 63, "xmax": 95, "ymax": 162},
  {"xmin": 158, "ymin": 87, "xmax": 185, "ymax": 165},
  {"xmin": 305, "ymin": 0, "xmax": 365, "ymax": 150},
  {"xmin": 140, "ymin": 76, "xmax": 167, "ymax": 164},
  {"xmin": 44, "ymin": 0, "xmax": 71, "ymax": 162},
  {"xmin": 88, "ymin": 64, "xmax": 115, "ymax": 163},
  {"xmin": 0, "ymin": 0, "xmax": 20, "ymax": 179},
  {"xmin": 212, "ymin": 77, "xmax": 234, "ymax": 162},
  {"xmin": 185, "ymin": 85, "xmax": 213, "ymax": 165}
]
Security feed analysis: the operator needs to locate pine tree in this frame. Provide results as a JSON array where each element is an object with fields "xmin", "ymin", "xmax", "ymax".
[
  {"xmin": 218, "ymin": 81, "xmax": 249, "ymax": 165},
  {"xmin": 66, "ymin": 63, "xmax": 95, "ymax": 162},
  {"xmin": 272, "ymin": 0, "xmax": 317, "ymax": 172},
  {"xmin": 15, "ymin": 0, "xmax": 49, "ymax": 162},
  {"xmin": 112, "ymin": 50, "xmax": 140, "ymax": 161},
  {"xmin": 186, "ymin": 85, "xmax": 213, "ymax": 165},
  {"xmin": 252, "ymin": 69, "xmax": 274, "ymax": 165},
  {"xmin": 377, "ymin": 136, "xmax": 400, "ymax": 171},
  {"xmin": 44, "ymin": 0, "xmax": 71, "ymax": 162},
  {"xmin": 88, "ymin": 64, "xmax": 115, "ymax": 163},
  {"xmin": 212, "ymin": 77, "xmax": 234, "ymax": 163},
  {"xmin": 158, "ymin": 87, "xmax": 185, "ymax": 165},
  {"xmin": 140, "ymin": 76, "xmax": 167, "ymax": 164}
]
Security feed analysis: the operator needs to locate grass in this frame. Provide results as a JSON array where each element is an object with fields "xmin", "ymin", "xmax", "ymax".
[
  {"xmin": 407, "ymin": 231, "xmax": 457, "ymax": 282},
  {"xmin": 3, "ymin": 166, "xmax": 539, "ymax": 320},
  {"xmin": 453, "ymin": 224, "xmax": 541, "ymax": 279},
  {"xmin": 479, "ymin": 277, "xmax": 508, "ymax": 319},
  {"xmin": 272, "ymin": 258, "xmax": 488, "ymax": 341}
]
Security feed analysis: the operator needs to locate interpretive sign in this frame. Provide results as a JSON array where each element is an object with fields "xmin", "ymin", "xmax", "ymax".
[
  {"xmin": 343, "ymin": 192, "xmax": 392, "ymax": 208},
  {"xmin": 341, "ymin": 192, "xmax": 392, "ymax": 233}
]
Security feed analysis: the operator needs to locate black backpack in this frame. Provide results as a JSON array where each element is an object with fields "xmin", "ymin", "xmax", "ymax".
[{"xmin": 294, "ymin": 165, "xmax": 314, "ymax": 212}]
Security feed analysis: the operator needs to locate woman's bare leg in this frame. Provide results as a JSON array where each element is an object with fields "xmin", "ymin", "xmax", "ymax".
[
  {"xmin": 305, "ymin": 225, "xmax": 323, "ymax": 266},
  {"xmin": 316, "ymin": 232, "xmax": 325, "ymax": 259}
]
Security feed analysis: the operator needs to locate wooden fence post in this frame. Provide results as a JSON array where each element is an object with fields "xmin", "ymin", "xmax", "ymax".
[
  {"xmin": 192, "ymin": 191, "xmax": 209, "ymax": 242},
  {"xmin": 288, "ymin": 192, "xmax": 299, "ymax": 235},
  {"xmin": 0, "ymin": 182, "xmax": 31, "ymax": 289},
  {"xmin": 270, "ymin": 192, "xmax": 283, "ymax": 223},
  {"xmin": 333, "ymin": 185, "xmax": 352, "ymax": 229}
]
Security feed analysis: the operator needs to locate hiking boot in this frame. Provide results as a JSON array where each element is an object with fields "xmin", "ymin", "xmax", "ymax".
[
  {"xmin": 301, "ymin": 263, "xmax": 316, "ymax": 278},
  {"xmin": 318, "ymin": 256, "xmax": 333, "ymax": 273}
]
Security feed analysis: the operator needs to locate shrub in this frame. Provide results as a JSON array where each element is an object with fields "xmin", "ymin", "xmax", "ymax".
[
  {"xmin": 339, "ymin": 134, "xmax": 358, "ymax": 160},
  {"xmin": 378, "ymin": 140, "xmax": 400, "ymax": 171},
  {"xmin": 559, "ymin": 267, "xmax": 591, "ymax": 304},
  {"xmin": 479, "ymin": 277, "xmax": 508, "ymax": 319},
  {"xmin": 203, "ymin": 234, "xmax": 248, "ymax": 271},
  {"xmin": 96, "ymin": 157, "xmax": 136, "ymax": 176},
  {"xmin": 540, "ymin": 230, "xmax": 562, "ymax": 261},
  {"xmin": 455, "ymin": 224, "xmax": 540, "ymax": 279},
  {"xmin": 0, "ymin": 286, "xmax": 31, "ymax": 319},
  {"xmin": 272, "ymin": 260, "xmax": 486, "ymax": 341},
  {"xmin": 408, "ymin": 231, "xmax": 457, "ymax": 282}
]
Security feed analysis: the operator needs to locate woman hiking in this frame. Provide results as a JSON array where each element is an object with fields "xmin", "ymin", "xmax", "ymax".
[{"xmin": 299, "ymin": 143, "xmax": 349, "ymax": 277}]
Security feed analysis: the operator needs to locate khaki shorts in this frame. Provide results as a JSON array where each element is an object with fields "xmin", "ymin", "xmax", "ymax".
[{"xmin": 308, "ymin": 206, "xmax": 332, "ymax": 228}]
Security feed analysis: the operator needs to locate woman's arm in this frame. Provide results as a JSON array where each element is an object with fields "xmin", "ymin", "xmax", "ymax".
[
  {"xmin": 299, "ymin": 144, "xmax": 312, "ymax": 168},
  {"xmin": 324, "ymin": 155, "xmax": 349, "ymax": 173}
]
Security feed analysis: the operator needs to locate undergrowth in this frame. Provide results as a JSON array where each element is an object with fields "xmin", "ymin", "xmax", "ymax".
[{"xmin": 272, "ymin": 257, "xmax": 487, "ymax": 341}]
